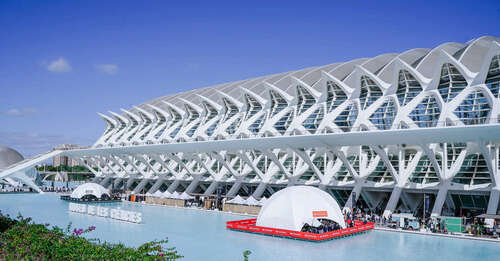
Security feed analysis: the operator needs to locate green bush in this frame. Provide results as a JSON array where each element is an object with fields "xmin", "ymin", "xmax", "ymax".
[{"xmin": 0, "ymin": 212, "xmax": 182, "ymax": 260}]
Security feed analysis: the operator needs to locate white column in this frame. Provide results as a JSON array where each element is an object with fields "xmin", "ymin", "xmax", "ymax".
[
  {"xmin": 11, "ymin": 172, "xmax": 43, "ymax": 193},
  {"xmin": 227, "ymin": 178, "xmax": 244, "ymax": 197},
  {"xmin": 487, "ymin": 189, "xmax": 500, "ymax": 215},
  {"xmin": 251, "ymin": 182, "xmax": 268, "ymax": 198},
  {"xmin": 383, "ymin": 186, "xmax": 403, "ymax": 218},
  {"xmin": 113, "ymin": 178, "xmax": 123, "ymax": 189},
  {"xmin": 147, "ymin": 178, "xmax": 165, "ymax": 193},
  {"xmin": 184, "ymin": 175, "xmax": 201, "ymax": 194},
  {"xmin": 344, "ymin": 182, "xmax": 363, "ymax": 212},
  {"xmin": 99, "ymin": 177, "xmax": 111, "ymax": 187},
  {"xmin": 431, "ymin": 180, "xmax": 451, "ymax": 217},
  {"xmin": 203, "ymin": 181, "xmax": 219, "ymax": 196},
  {"xmin": 167, "ymin": 179, "xmax": 181, "ymax": 193},
  {"xmin": 132, "ymin": 179, "xmax": 149, "ymax": 194},
  {"xmin": 126, "ymin": 177, "xmax": 136, "ymax": 190}
]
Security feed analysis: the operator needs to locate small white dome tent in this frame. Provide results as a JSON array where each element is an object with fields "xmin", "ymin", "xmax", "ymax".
[
  {"xmin": 153, "ymin": 190, "xmax": 163, "ymax": 197},
  {"xmin": 170, "ymin": 191, "xmax": 180, "ymax": 199},
  {"xmin": 161, "ymin": 190, "xmax": 172, "ymax": 198},
  {"xmin": 179, "ymin": 192, "xmax": 194, "ymax": 200},
  {"xmin": 256, "ymin": 186, "xmax": 345, "ymax": 231},
  {"xmin": 245, "ymin": 196, "xmax": 260, "ymax": 206},
  {"xmin": 227, "ymin": 195, "xmax": 246, "ymax": 204},
  {"xmin": 71, "ymin": 183, "xmax": 110, "ymax": 199}
]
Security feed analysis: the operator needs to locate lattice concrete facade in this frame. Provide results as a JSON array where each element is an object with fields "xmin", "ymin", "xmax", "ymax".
[{"xmin": 2, "ymin": 36, "xmax": 500, "ymax": 217}]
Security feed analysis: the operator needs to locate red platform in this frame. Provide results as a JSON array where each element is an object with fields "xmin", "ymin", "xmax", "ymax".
[{"xmin": 226, "ymin": 219, "xmax": 374, "ymax": 242}]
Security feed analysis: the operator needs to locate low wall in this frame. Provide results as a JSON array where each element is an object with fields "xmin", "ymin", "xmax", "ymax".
[
  {"xmin": 145, "ymin": 197, "xmax": 185, "ymax": 207},
  {"xmin": 223, "ymin": 203, "xmax": 261, "ymax": 215}
]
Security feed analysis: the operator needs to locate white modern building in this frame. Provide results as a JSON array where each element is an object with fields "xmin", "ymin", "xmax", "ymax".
[{"xmin": 1, "ymin": 36, "xmax": 500, "ymax": 218}]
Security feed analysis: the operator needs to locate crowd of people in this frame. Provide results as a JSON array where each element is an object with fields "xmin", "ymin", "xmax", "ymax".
[
  {"xmin": 344, "ymin": 207, "xmax": 500, "ymax": 239},
  {"xmin": 301, "ymin": 219, "xmax": 345, "ymax": 234}
]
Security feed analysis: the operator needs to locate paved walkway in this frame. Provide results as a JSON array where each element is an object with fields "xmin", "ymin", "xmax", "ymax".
[{"xmin": 375, "ymin": 226, "xmax": 500, "ymax": 243}]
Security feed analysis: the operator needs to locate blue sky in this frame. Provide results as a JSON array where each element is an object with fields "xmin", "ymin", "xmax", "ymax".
[{"xmin": 0, "ymin": 0, "xmax": 499, "ymax": 157}]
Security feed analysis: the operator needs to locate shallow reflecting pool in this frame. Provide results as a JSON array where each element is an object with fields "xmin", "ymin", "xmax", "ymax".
[{"xmin": 0, "ymin": 193, "xmax": 497, "ymax": 261}]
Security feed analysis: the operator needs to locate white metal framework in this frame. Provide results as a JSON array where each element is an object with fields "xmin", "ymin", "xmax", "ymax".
[{"xmin": 1, "ymin": 36, "xmax": 500, "ymax": 217}]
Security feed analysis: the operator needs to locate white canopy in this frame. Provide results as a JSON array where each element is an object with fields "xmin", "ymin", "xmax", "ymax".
[
  {"xmin": 179, "ymin": 192, "xmax": 195, "ymax": 200},
  {"xmin": 258, "ymin": 197, "xmax": 267, "ymax": 206},
  {"xmin": 226, "ymin": 195, "xmax": 246, "ymax": 204},
  {"xmin": 256, "ymin": 186, "xmax": 346, "ymax": 231},
  {"xmin": 170, "ymin": 191, "xmax": 180, "ymax": 199},
  {"xmin": 161, "ymin": 191, "xmax": 172, "ymax": 198},
  {"xmin": 245, "ymin": 196, "xmax": 260, "ymax": 206},
  {"xmin": 145, "ymin": 192, "xmax": 153, "ymax": 196},
  {"xmin": 153, "ymin": 190, "xmax": 163, "ymax": 197},
  {"xmin": 70, "ymin": 183, "xmax": 109, "ymax": 199}
]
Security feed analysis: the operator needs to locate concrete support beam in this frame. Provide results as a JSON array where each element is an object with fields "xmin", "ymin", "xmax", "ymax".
[
  {"xmin": 132, "ymin": 179, "xmax": 149, "ymax": 194},
  {"xmin": 227, "ymin": 179, "xmax": 243, "ymax": 197},
  {"xmin": 184, "ymin": 176, "xmax": 201, "ymax": 194},
  {"xmin": 99, "ymin": 177, "xmax": 111, "ymax": 187},
  {"xmin": 487, "ymin": 189, "xmax": 500, "ymax": 215},
  {"xmin": 432, "ymin": 181, "xmax": 450, "ymax": 217},
  {"xmin": 383, "ymin": 186, "xmax": 403, "ymax": 218},
  {"xmin": 344, "ymin": 182, "xmax": 363, "ymax": 212},
  {"xmin": 113, "ymin": 178, "xmax": 123, "ymax": 189},
  {"xmin": 126, "ymin": 177, "xmax": 137, "ymax": 190},
  {"xmin": 252, "ymin": 182, "xmax": 267, "ymax": 198},
  {"xmin": 167, "ymin": 179, "xmax": 181, "ymax": 193},
  {"xmin": 203, "ymin": 181, "xmax": 219, "ymax": 196},
  {"xmin": 10, "ymin": 172, "xmax": 43, "ymax": 193},
  {"xmin": 147, "ymin": 178, "xmax": 165, "ymax": 193}
]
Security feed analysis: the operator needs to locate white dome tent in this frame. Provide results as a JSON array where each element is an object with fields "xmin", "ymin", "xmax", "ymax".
[
  {"xmin": 71, "ymin": 183, "xmax": 110, "ymax": 199},
  {"xmin": 161, "ymin": 191, "xmax": 172, "ymax": 198},
  {"xmin": 244, "ymin": 196, "xmax": 260, "ymax": 206},
  {"xmin": 226, "ymin": 195, "xmax": 246, "ymax": 205},
  {"xmin": 256, "ymin": 186, "xmax": 345, "ymax": 231}
]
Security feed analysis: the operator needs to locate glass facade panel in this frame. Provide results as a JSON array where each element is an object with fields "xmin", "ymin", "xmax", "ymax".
[
  {"xmin": 446, "ymin": 143, "xmax": 466, "ymax": 168},
  {"xmin": 369, "ymin": 98, "xmax": 396, "ymax": 130},
  {"xmin": 296, "ymin": 86, "xmax": 316, "ymax": 115},
  {"xmin": 333, "ymin": 102, "xmax": 358, "ymax": 132},
  {"xmin": 485, "ymin": 55, "xmax": 500, "ymax": 98},
  {"xmin": 336, "ymin": 156, "xmax": 358, "ymax": 182},
  {"xmin": 244, "ymin": 94, "xmax": 262, "ymax": 120},
  {"xmin": 303, "ymin": 108, "xmax": 324, "ymax": 134},
  {"xmin": 453, "ymin": 154, "xmax": 490, "ymax": 185},
  {"xmin": 359, "ymin": 75, "xmax": 383, "ymax": 110},
  {"xmin": 409, "ymin": 96, "xmax": 440, "ymax": 128},
  {"xmin": 410, "ymin": 155, "xmax": 439, "ymax": 184},
  {"xmin": 248, "ymin": 114, "xmax": 266, "ymax": 134},
  {"xmin": 205, "ymin": 119, "xmax": 220, "ymax": 137},
  {"xmin": 396, "ymin": 70, "xmax": 422, "ymax": 106},
  {"xmin": 326, "ymin": 81, "xmax": 347, "ymax": 113},
  {"xmin": 269, "ymin": 90, "xmax": 288, "ymax": 117},
  {"xmin": 438, "ymin": 63, "xmax": 467, "ymax": 102},
  {"xmin": 454, "ymin": 90, "xmax": 491, "ymax": 125},
  {"xmin": 274, "ymin": 111, "xmax": 293, "ymax": 134}
]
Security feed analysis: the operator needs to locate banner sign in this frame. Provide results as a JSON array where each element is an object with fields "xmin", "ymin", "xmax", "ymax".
[
  {"xmin": 69, "ymin": 203, "xmax": 142, "ymax": 224},
  {"xmin": 312, "ymin": 211, "xmax": 328, "ymax": 218}
]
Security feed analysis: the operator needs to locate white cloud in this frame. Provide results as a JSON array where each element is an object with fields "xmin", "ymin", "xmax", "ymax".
[
  {"xmin": 3, "ymin": 108, "xmax": 36, "ymax": 117},
  {"xmin": 47, "ymin": 57, "xmax": 72, "ymax": 73},
  {"xmin": 95, "ymin": 64, "xmax": 118, "ymax": 74}
]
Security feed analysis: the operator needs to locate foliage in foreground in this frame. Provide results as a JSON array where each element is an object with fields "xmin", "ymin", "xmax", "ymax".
[{"xmin": 0, "ymin": 211, "xmax": 182, "ymax": 260}]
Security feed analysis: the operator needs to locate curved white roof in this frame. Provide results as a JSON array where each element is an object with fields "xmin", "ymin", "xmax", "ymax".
[
  {"xmin": 70, "ymin": 183, "xmax": 110, "ymax": 199},
  {"xmin": 256, "ymin": 186, "xmax": 345, "ymax": 231},
  {"xmin": 0, "ymin": 146, "xmax": 24, "ymax": 169}
]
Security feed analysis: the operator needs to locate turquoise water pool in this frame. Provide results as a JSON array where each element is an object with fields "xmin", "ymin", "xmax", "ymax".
[{"xmin": 0, "ymin": 193, "xmax": 497, "ymax": 260}]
